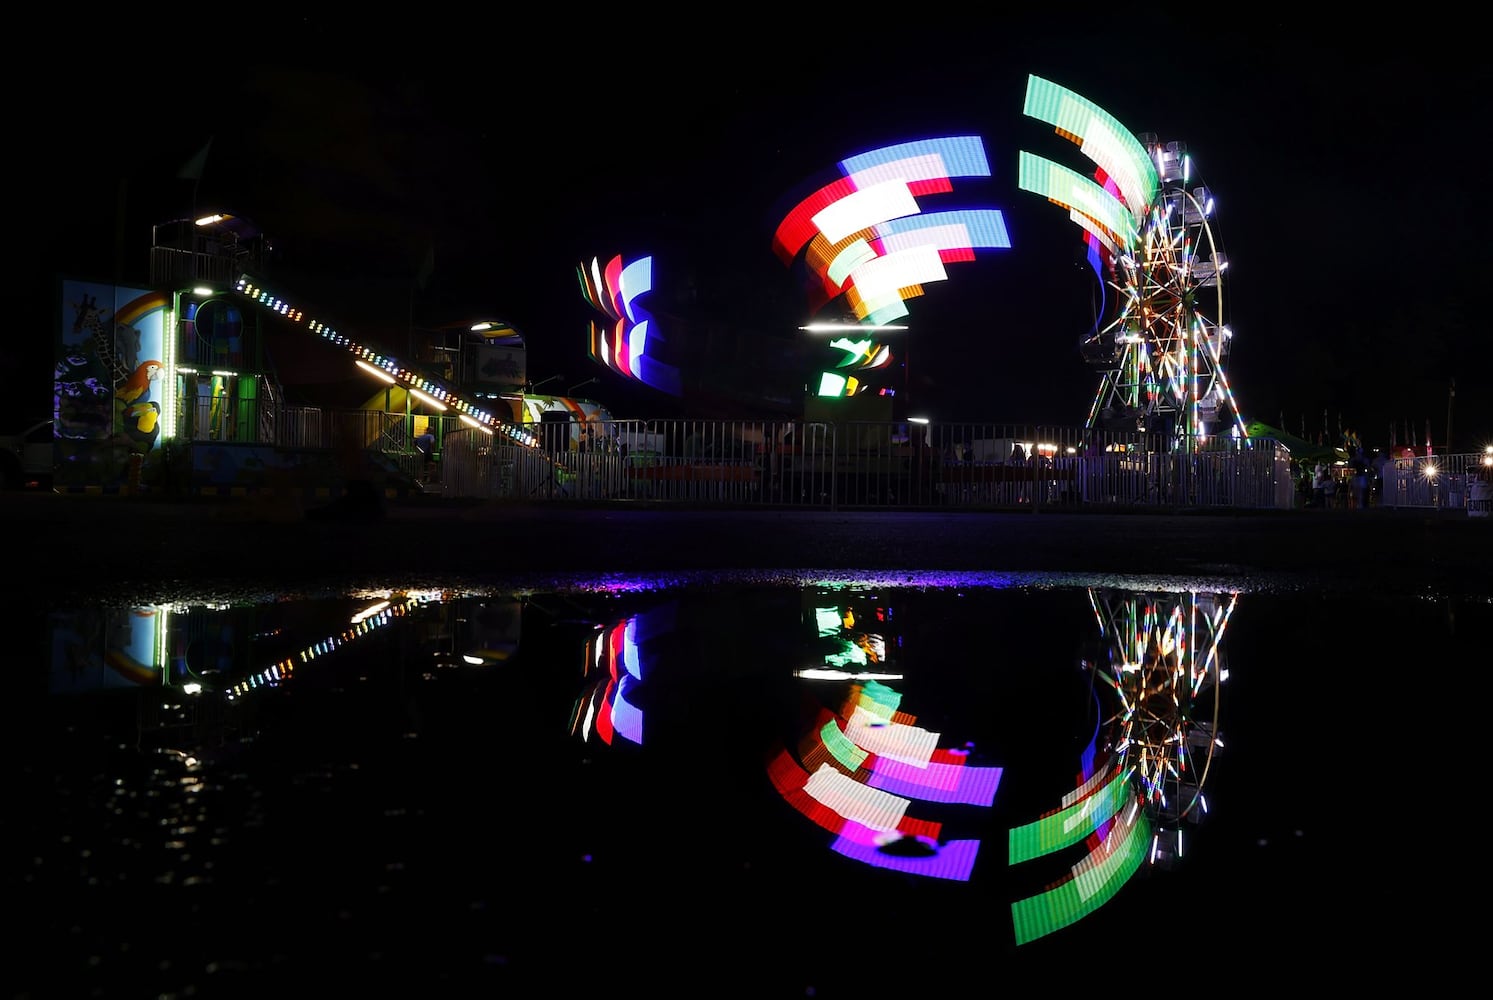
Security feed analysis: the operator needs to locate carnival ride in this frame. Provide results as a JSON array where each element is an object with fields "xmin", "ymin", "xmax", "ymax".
[
  {"xmin": 772, "ymin": 136, "xmax": 1012, "ymax": 402},
  {"xmin": 1243, "ymin": 420, "xmax": 1349, "ymax": 467},
  {"xmin": 162, "ymin": 78, "xmax": 1266, "ymax": 484},
  {"xmin": 773, "ymin": 595, "xmax": 1000, "ymax": 883},
  {"xmin": 1086, "ymin": 589, "xmax": 1231, "ymax": 838},
  {"xmin": 578, "ymin": 253, "xmax": 681, "ymax": 398},
  {"xmin": 1006, "ymin": 587, "xmax": 1232, "ymax": 944},
  {"xmin": 775, "ymin": 586, "xmax": 1233, "ymax": 945},
  {"xmin": 1019, "ymin": 75, "xmax": 1248, "ymax": 449}
]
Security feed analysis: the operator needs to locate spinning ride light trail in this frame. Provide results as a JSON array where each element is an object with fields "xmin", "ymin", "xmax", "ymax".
[
  {"xmin": 577, "ymin": 253, "xmax": 683, "ymax": 397},
  {"xmin": 1018, "ymin": 76, "xmax": 1248, "ymax": 448},
  {"xmin": 775, "ymin": 136, "xmax": 1011, "ymax": 398}
]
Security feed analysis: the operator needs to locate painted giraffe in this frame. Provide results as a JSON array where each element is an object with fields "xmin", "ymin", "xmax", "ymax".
[{"xmin": 70, "ymin": 292, "xmax": 134, "ymax": 387}]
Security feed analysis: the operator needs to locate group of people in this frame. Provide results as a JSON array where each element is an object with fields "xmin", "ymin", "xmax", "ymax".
[{"xmin": 1306, "ymin": 446, "xmax": 1394, "ymax": 509}]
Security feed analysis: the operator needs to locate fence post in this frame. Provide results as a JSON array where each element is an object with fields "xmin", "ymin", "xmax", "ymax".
[{"xmin": 829, "ymin": 427, "xmax": 838, "ymax": 512}]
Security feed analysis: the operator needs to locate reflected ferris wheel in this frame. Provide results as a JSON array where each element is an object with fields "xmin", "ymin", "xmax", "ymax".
[
  {"xmin": 1084, "ymin": 588, "xmax": 1235, "ymax": 864},
  {"xmin": 1004, "ymin": 586, "xmax": 1237, "ymax": 947}
]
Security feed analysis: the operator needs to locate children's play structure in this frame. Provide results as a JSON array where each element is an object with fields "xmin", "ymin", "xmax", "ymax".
[{"xmin": 51, "ymin": 213, "xmax": 614, "ymax": 496}]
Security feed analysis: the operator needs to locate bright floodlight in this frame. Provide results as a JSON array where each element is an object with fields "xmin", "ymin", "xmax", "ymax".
[{"xmin": 800, "ymin": 323, "xmax": 907, "ymax": 333}]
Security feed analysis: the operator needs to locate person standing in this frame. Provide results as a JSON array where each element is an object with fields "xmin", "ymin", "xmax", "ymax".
[
  {"xmin": 1350, "ymin": 449, "xmax": 1371, "ymax": 509},
  {"xmin": 1295, "ymin": 461, "xmax": 1312, "ymax": 508},
  {"xmin": 414, "ymin": 431, "xmax": 437, "ymax": 483},
  {"xmin": 1311, "ymin": 462, "xmax": 1330, "ymax": 508},
  {"xmin": 1372, "ymin": 447, "xmax": 1391, "ymax": 507}
]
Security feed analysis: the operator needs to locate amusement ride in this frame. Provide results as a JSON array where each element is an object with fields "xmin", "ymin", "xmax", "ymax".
[{"xmin": 1019, "ymin": 75, "xmax": 1249, "ymax": 452}]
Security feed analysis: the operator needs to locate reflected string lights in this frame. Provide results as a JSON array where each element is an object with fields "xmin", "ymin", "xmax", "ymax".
[
  {"xmin": 223, "ymin": 593, "xmax": 444, "ymax": 700},
  {"xmin": 48, "ymin": 591, "xmax": 456, "ymax": 706}
]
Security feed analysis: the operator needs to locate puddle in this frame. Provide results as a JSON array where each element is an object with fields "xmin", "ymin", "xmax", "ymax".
[{"xmin": 15, "ymin": 573, "xmax": 1486, "ymax": 993}]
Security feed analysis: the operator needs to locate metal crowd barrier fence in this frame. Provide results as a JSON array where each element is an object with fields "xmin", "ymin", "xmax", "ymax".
[
  {"xmin": 426, "ymin": 419, "xmax": 1298, "ymax": 511},
  {"xmin": 164, "ymin": 400, "xmax": 1486, "ymax": 512},
  {"xmin": 1380, "ymin": 452, "xmax": 1491, "ymax": 511}
]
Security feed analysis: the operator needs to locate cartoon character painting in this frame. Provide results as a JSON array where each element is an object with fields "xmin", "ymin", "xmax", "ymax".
[
  {"xmin": 57, "ymin": 281, "xmax": 170, "ymax": 489},
  {"xmin": 118, "ymin": 361, "xmax": 164, "ymax": 451}
]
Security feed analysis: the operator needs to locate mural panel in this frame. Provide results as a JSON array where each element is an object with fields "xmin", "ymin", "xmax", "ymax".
[{"xmin": 56, "ymin": 281, "xmax": 170, "ymax": 490}]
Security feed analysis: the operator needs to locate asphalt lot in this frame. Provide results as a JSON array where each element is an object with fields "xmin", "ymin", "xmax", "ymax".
[{"xmin": 8, "ymin": 491, "xmax": 1490, "ymax": 603}]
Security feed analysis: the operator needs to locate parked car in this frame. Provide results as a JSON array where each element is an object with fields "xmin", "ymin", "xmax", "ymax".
[{"xmin": 0, "ymin": 418, "xmax": 53, "ymax": 489}]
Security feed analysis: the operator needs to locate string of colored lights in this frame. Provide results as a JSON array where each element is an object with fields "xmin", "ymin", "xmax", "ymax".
[{"xmin": 232, "ymin": 273, "xmax": 538, "ymax": 447}]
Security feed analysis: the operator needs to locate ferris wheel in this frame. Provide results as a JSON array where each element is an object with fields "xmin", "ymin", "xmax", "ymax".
[
  {"xmin": 1087, "ymin": 137, "xmax": 1247, "ymax": 443},
  {"xmin": 1019, "ymin": 76, "xmax": 1249, "ymax": 447}
]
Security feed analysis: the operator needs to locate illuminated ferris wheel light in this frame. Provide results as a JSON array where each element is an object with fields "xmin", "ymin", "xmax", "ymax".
[{"xmin": 1018, "ymin": 74, "xmax": 1247, "ymax": 445}]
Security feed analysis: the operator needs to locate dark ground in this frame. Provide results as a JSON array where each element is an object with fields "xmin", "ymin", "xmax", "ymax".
[{"xmin": 9, "ymin": 491, "xmax": 1490, "ymax": 603}]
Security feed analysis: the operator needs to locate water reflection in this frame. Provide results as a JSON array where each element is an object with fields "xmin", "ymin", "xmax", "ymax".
[
  {"xmin": 1007, "ymin": 590, "xmax": 1232, "ymax": 943},
  {"xmin": 19, "ymin": 576, "xmax": 1483, "ymax": 993}
]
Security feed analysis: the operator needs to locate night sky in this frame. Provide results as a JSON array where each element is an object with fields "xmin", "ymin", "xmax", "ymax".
[{"xmin": 14, "ymin": 17, "xmax": 1489, "ymax": 450}]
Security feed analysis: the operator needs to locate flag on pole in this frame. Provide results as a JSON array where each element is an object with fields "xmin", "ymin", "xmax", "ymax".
[{"xmin": 177, "ymin": 137, "xmax": 214, "ymax": 181}]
